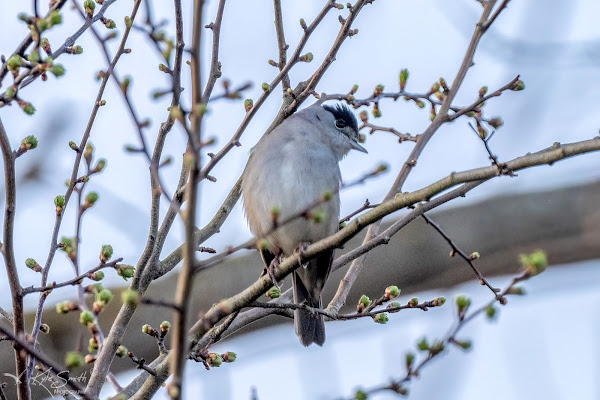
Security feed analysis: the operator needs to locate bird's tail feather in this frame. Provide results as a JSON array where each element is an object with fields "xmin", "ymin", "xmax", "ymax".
[{"xmin": 293, "ymin": 271, "xmax": 325, "ymax": 347}]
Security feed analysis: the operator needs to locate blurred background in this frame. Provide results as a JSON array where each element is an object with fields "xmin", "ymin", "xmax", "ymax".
[{"xmin": 0, "ymin": 0, "xmax": 599, "ymax": 399}]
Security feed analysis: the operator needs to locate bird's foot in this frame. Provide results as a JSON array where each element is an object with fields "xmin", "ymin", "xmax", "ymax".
[
  {"xmin": 295, "ymin": 242, "xmax": 310, "ymax": 268},
  {"xmin": 262, "ymin": 255, "xmax": 282, "ymax": 288}
]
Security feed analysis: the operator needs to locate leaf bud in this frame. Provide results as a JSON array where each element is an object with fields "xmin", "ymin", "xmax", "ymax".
[
  {"xmin": 65, "ymin": 352, "xmax": 84, "ymax": 369},
  {"xmin": 266, "ymin": 286, "xmax": 281, "ymax": 299},
  {"xmin": 100, "ymin": 244, "xmax": 113, "ymax": 262},
  {"xmin": 117, "ymin": 264, "xmax": 135, "ymax": 280},
  {"xmin": 384, "ymin": 285, "xmax": 400, "ymax": 299},
  {"xmin": 399, "ymin": 68, "xmax": 409, "ymax": 90},
  {"xmin": 121, "ymin": 289, "xmax": 140, "ymax": 306},
  {"xmin": 79, "ymin": 310, "xmax": 94, "ymax": 326},
  {"xmin": 373, "ymin": 313, "xmax": 389, "ymax": 324},
  {"xmin": 479, "ymin": 86, "xmax": 488, "ymax": 97},
  {"xmin": 207, "ymin": 353, "xmax": 223, "ymax": 367},
  {"xmin": 357, "ymin": 294, "xmax": 371, "ymax": 312},
  {"xmin": 222, "ymin": 351, "xmax": 237, "ymax": 362},
  {"xmin": 115, "ymin": 345, "xmax": 127, "ymax": 358}
]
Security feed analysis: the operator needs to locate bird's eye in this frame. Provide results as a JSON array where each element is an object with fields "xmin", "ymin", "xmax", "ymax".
[{"xmin": 335, "ymin": 119, "xmax": 346, "ymax": 129}]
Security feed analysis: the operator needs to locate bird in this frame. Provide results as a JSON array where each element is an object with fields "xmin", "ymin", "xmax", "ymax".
[{"xmin": 241, "ymin": 101, "xmax": 367, "ymax": 346}]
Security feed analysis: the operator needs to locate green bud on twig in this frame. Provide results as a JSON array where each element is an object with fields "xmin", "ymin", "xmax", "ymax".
[
  {"xmin": 116, "ymin": 345, "xmax": 127, "ymax": 358},
  {"xmin": 121, "ymin": 289, "xmax": 140, "ymax": 306},
  {"xmin": 511, "ymin": 80, "xmax": 525, "ymax": 91},
  {"xmin": 520, "ymin": 250, "xmax": 547, "ymax": 277},
  {"xmin": 399, "ymin": 68, "xmax": 409, "ymax": 91},
  {"xmin": 117, "ymin": 264, "xmax": 135, "ymax": 280},
  {"xmin": 65, "ymin": 352, "xmax": 84, "ymax": 369},
  {"xmin": 100, "ymin": 245, "xmax": 113, "ymax": 263},
  {"xmin": 266, "ymin": 286, "xmax": 280, "ymax": 299},
  {"xmin": 384, "ymin": 285, "xmax": 400, "ymax": 299},
  {"xmin": 373, "ymin": 313, "xmax": 389, "ymax": 324},
  {"xmin": 79, "ymin": 310, "xmax": 94, "ymax": 326},
  {"xmin": 417, "ymin": 338, "xmax": 429, "ymax": 351},
  {"xmin": 207, "ymin": 353, "xmax": 223, "ymax": 367},
  {"xmin": 222, "ymin": 351, "xmax": 237, "ymax": 362},
  {"xmin": 83, "ymin": 0, "xmax": 95, "ymax": 17},
  {"xmin": 25, "ymin": 258, "xmax": 42, "ymax": 272},
  {"xmin": 357, "ymin": 294, "xmax": 371, "ymax": 312}
]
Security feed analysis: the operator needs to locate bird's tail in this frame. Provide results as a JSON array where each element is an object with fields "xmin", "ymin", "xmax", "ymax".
[{"xmin": 292, "ymin": 270, "xmax": 326, "ymax": 347}]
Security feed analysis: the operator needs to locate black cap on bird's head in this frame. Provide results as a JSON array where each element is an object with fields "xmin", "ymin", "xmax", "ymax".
[{"xmin": 323, "ymin": 103, "xmax": 358, "ymax": 134}]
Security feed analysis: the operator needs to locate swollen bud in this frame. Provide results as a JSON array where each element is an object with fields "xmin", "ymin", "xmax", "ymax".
[
  {"xmin": 84, "ymin": 192, "xmax": 98, "ymax": 209},
  {"xmin": 455, "ymin": 296, "xmax": 471, "ymax": 316},
  {"xmin": 384, "ymin": 285, "xmax": 400, "ymax": 299},
  {"xmin": 266, "ymin": 286, "xmax": 280, "ymax": 299},
  {"xmin": 65, "ymin": 352, "xmax": 84, "ymax": 369},
  {"xmin": 488, "ymin": 117, "xmax": 503, "ymax": 129},
  {"xmin": 520, "ymin": 250, "xmax": 547, "ymax": 277},
  {"xmin": 244, "ymin": 99, "xmax": 253, "ymax": 112},
  {"xmin": 160, "ymin": 321, "xmax": 171, "ymax": 334},
  {"xmin": 222, "ymin": 351, "xmax": 237, "ymax": 362},
  {"xmin": 83, "ymin": 0, "xmax": 95, "ymax": 17},
  {"xmin": 478, "ymin": 86, "xmax": 488, "ymax": 97},
  {"xmin": 399, "ymin": 68, "xmax": 409, "ymax": 91},
  {"xmin": 357, "ymin": 294, "xmax": 371, "ymax": 312},
  {"xmin": 100, "ymin": 244, "xmax": 113, "ymax": 263},
  {"xmin": 79, "ymin": 310, "xmax": 94, "ymax": 326},
  {"xmin": 121, "ymin": 289, "xmax": 140, "ymax": 306},
  {"xmin": 25, "ymin": 258, "xmax": 42, "ymax": 272},
  {"xmin": 207, "ymin": 353, "xmax": 223, "ymax": 367},
  {"xmin": 417, "ymin": 338, "xmax": 429, "ymax": 351},
  {"xmin": 511, "ymin": 80, "xmax": 525, "ymax": 91},
  {"xmin": 373, "ymin": 313, "xmax": 389, "ymax": 324},
  {"xmin": 116, "ymin": 345, "xmax": 127, "ymax": 358},
  {"xmin": 117, "ymin": 264, "xmax": 135, "ymax": 280},
  {"xmin": 90, "ymin": 270, "xmax": 104, "ymax": 281}
]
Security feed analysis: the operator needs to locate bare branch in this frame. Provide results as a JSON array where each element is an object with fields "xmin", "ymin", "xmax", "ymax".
[{"xmin": 0, "ymin": 117, "xmax": 27, "ymax": 400}]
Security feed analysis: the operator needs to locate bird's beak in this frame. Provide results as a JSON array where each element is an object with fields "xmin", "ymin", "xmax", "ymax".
[{"xmin": 351, "ymin": 140, "xmax": 368, "ymax": 153}]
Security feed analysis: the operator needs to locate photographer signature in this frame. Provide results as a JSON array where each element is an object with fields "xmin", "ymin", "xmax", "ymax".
[{"xmin": 3, "ymin": 368, "xmax": 87, "ymax": 397}]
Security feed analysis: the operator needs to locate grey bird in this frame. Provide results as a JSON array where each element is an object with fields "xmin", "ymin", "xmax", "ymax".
[{"xmin": 241, "ymin": 101, "xmax": 367, "ymax": 346}]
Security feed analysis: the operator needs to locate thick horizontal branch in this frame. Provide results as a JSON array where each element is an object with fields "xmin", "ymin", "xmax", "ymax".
[{"xmin": 188, "ymin": 136, "xmax": 600, "ymax": 343}]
